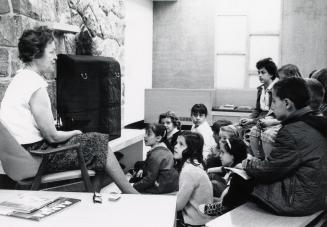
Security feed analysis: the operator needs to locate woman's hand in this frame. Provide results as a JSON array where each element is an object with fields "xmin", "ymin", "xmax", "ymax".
[{"xmin": 73, "ymin": 130, "xmax": 83, "ymax": 136}]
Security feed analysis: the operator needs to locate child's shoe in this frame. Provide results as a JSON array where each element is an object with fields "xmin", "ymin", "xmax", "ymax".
[{"xmin": 199, "ymin": 202, "xmax": 228, "ymax": 216}]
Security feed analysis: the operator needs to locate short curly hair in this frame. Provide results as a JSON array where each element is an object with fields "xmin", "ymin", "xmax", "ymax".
[
  {"xmin": 256, "ymin": 57, "xmax": 278, "ymax": 80},
  {"xmin": 158, "ymin": 111, "xmax": 181, "ymax": 130},
  {"xmin": 18, "ymin": 26, "xmax": 54, "ymax": 63}
]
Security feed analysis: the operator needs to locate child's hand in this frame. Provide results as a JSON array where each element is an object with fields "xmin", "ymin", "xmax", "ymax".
[
  {"xmin": 136, "ymin": 170, "xmax": 143, "ymax": 178},
  {"xmin": 239, "ymin": 118, "xmax": 254, "ymax": 126}
]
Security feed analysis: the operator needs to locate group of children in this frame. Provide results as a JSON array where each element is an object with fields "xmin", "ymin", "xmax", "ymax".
[
  {"xmin": 127, "ymin": 58, "xmax": 327, "ymax": 227},
  {"xmin": 127, "ymin": 103, "xmax": 253, "ymax": 227}
]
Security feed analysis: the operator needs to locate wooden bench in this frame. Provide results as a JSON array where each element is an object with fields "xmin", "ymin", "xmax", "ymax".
[{"xmin": 205, "ymin": 202, "xmax": 326, "ymax": 227}]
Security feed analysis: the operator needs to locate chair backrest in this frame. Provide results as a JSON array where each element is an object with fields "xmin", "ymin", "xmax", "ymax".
[{"xmin": 0, "ymin": 121, "xmax": 42, "ymax": 181}]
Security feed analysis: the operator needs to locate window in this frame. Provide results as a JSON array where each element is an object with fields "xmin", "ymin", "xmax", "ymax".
[{"xmin": 214, "ymin": 0, "xmax": 282, "ymax": 89}]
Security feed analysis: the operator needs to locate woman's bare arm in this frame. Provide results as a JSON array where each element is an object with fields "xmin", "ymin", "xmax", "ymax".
[{"xmin": 30, "ymin": 88, "xmax": 81, "ymax": 143}]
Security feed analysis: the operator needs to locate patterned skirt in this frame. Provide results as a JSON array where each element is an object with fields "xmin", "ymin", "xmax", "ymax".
[{"xmin": 22, "ymin": 132, "xmax": 108, "ymax": 173}]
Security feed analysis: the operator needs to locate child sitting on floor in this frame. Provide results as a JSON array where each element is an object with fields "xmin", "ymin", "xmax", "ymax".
[
  {"xmin": 132, "ymin": 123, "xmax": 179, "ymax": 194},
  {"xmin": 175, "ymin": 131, "xmax": 214, "ymax": 227},
  {"xmin": 199, "ymin": 137, "xmax": 254, "ymax": 216},
  {"xmin": 207, "ymin": 125, "xmax": 242, "ymax": 197},
  {"xmin": 190, "ymin": 104, "xmax": 216, "ymax": 164},
  {"xmin": 158, "ymin": 111, "xmax": 182, "ymax": 153},
  {"xmin": 205, "ymin": 119, "xmax": 233, "ymax": 169}
]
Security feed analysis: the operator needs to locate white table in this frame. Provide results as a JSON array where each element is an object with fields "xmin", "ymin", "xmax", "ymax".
[
  {"xmin": 0, "ymin": 190, "xmax": 176, "ymax": 227},
  {"xmin": 206, "ymin": 202, "xmax": 324, "ymax": 227}
]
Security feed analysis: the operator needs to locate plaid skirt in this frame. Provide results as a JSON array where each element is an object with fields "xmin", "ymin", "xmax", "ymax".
[{"xmin": 22, "ymin": 132, "xmax": 108, "ymax": 173}]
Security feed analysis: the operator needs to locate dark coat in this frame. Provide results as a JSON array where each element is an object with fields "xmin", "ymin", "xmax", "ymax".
[
  {"xmin": 133, "ymin": 146, "xmax": 179, "ymax": 194},
  {"xmin": 245, "ymin": 108, "xmax": 327, "ymax": 215}
]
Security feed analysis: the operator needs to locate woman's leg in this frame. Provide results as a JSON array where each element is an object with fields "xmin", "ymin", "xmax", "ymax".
[
  {"xmin": 44, "ymin": 132, "xmax": 139, "ymax": 193},
  {"xmin": 105, "ymin": 147, "xmax": 139, "ymax": 194}
]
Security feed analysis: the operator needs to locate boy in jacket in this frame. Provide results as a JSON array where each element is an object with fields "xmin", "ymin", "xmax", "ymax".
[{"xmin": 243, "ymin": 77, "xmax": 327, "ymax": 216}]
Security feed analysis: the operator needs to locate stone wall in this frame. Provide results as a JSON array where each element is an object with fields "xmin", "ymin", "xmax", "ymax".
[{"xmin": 0, "ymin": 0, "xmax": 126, "ymax": 124}]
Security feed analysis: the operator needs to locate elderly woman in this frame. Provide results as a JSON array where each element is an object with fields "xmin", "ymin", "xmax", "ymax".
[{"xmin": 0, "ymin": 26, "xmax": 138, "ymax": 193}]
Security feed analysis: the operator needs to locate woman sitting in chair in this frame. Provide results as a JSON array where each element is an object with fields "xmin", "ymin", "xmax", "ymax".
[{"xmin": 0, "ymin": 26, "xmax": 138, "ymax": 194}]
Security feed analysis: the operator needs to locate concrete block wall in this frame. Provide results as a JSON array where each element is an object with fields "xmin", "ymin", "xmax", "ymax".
[
  {"xmin": 153, "ymin": 0, "xmax": 216, "ymax": 89},
  {"xmin": 153, "ymin": 0, "xmax": 327, "ymax": 88},
  {"xmin": 281, "ymin": 0, "xmax": 327, "ymax": 77}
]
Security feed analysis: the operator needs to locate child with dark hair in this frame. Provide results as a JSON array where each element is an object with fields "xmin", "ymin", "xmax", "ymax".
[
  {"xmin": 207, "ymin": 125, "xmax": 242, "ymax": 197},
  {"xmin": 175, "ymin": 131, "xmax": 213, "ymax": 226},
  {"xmin": 311, "ymin": 68, "xmax": 327, "ymax": 116},
  {"xmin": 211, "ymin": 120, "xmax": 233, "ymax": 144},
  {"xmin": 205, "ymin": 119, "xmax": 233, "ymax": 169},
  {"xmin": 305, "ymin": 78, "xmax": 325, "ymax": 116},
  {"xmin": 190, "ymin": 104, "xmax": 216, "ymax": 163},
  {"xmin": 132, "ymin": 123, "xmax": 179, "ymax": 194},
  {"xmin": 199, "ymin": 137, "xmax": 254, "ymax": 216},
  {"xmin": 159, "ymin": 111, "xmax": 182, "ymax": 153}
]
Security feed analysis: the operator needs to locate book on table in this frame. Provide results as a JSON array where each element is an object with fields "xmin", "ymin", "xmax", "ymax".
[{"xmin": 0, "ymin": 193, "xmax": 81, "ymax": 221}]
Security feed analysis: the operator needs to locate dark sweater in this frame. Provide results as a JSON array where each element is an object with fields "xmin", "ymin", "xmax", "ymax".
[{"xmin": 133, "ymin": 145, "xmax": 179, "ymax": 194}]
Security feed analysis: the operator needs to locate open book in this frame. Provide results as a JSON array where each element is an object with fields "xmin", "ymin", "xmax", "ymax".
[
  {"xmin": 224, "ymin": 167, "xmax": 251, "ymax": 180},
  {"xmin": 0, "ymin": 194, "xmax": 58, "ymax": 214},
  {"xmin": 0, "ymin": 194, "xmax": 80, "ymax": 221}
]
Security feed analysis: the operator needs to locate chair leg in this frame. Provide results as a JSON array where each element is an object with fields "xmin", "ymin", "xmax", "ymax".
[
  {"xmin": 76, "ymin": 147, "xmax": 93, "ymax": 192},
  {"xmin": 30, "ymin": 156, "xmax": 49, "ymax": 190}
]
